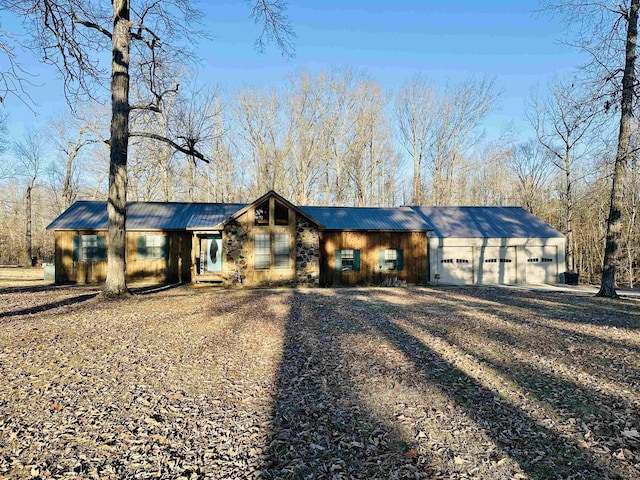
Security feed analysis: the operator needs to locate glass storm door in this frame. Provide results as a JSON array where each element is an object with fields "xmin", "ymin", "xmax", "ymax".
[{"xmin": 206, "ymin": 235, "xmax": 222, "ymax": 272}]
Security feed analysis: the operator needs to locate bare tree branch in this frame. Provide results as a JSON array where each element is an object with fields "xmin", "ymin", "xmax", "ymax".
[
  {"xmin": 251, "ymin": 0, "xmax": 295, "ymax": 57},
  {"xmin": 129, "ymin": 131, "xmax": 210, "ymax": 162}
]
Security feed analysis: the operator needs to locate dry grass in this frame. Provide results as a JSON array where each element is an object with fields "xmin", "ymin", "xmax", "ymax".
[
  {"xmin": 0, "ymin": 267, "xmax": 48, "ymax": 289},
  {"xmin": 0, "ymin": 283, "xmax": 638, "ymax": 479}
]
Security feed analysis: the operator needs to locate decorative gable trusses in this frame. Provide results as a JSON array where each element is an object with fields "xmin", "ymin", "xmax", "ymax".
[{"xmin": 214, "ymin": 190, "xmax": 324, "ymax": 230}]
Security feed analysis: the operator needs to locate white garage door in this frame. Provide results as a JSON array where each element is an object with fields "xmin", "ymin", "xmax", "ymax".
[
  {"xmin": 525, "ymin": 246, "xmax": 558, "ymax": 284},
  {"xmin": 479, "ymin": 246, "xmax": 517, "ymax": 284},
  {"xmin": 437, "ymin": 247, "xmax": 473, "ymax": 284}
]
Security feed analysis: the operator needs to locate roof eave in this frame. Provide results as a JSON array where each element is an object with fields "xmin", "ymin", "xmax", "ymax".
[
  {"xmin": 322, "ymin": 228, "xmax": 433, "ymax": 233},
  {"xmin": 221, "ymin": 190, "xmax": 324, "ymax": 229}
]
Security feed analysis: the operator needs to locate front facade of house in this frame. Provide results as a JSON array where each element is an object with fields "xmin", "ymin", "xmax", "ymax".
[{"xmin": 47, "ymin": 191, "xmax": 566, "ymax": 287}]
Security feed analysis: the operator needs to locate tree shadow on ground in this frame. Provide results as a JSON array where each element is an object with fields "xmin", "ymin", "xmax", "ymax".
[
  {"xmin": 410, "ymin": 320, "xmax": 639, "ymax": 447},
  {"xmin": 129, "ymin": 282, "xmax": 184, "ymax": 295},
  {"xmin": 351, "ymin": 288, "xmax": 622, "ymax": 479},
  {"xmin": 389, "ymin": 287, "xmax": 640, "ymax": 383},
  {"xmin": 428, "ymin": 288, "xmax": 640, "ymax": 353},
  {"xmin": 0, "ymin": 284, "xmax": 68, "ymax": 295},
  {"xmin": 265, "ymin": 291, "xmax": 428, "ymax": 479},
  {"xmin": 452, "ymin": 288, "xmax": 640, "ymax": 329},
  {"xmin": 0, "ymin": 293, "xmax": 99, "ymax": 320},
  {"xmin": 268, "ymin": 290, "xmax": 623, "ymax": 480}
]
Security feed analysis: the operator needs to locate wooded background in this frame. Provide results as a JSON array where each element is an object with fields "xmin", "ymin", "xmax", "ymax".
[
  {"xmin": 0, "ymin": 0, "xmax": 638, "ymax": 289},
  {"xmin": 0, "ymin": 66, "xmax": 637, "ymax": 286}
]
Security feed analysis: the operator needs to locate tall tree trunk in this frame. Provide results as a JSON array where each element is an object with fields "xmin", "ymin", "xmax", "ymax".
[
  {"xmin": 104, "ymin": 0, "xmax": 131, "ymax": 297},
  {"xmin": 413, "ymin": 142, "xmax": 421, "ymax": 204},
  {"xmin": 25, "ymin": 184, "xmax": 32, "ymax": 266},
  {"xmin": 597, "ymin": 0, "xmax": 639, "ymax": 298},
  {"xmin": 565, "ymin": 157, "xmax": 574, "ymax": 272},
  {"xmin": 63, "ymin": 156, "xmax": 74, "ymax": 208},
  {"xmin": 63, "ymin": 147, "xmax": 79, "ymax": 208}
]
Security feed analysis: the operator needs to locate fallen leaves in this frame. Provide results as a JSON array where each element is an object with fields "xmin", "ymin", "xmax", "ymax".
[{"xmin": 0, "ymin": 285, "xmax": 638, "ymax": 479}]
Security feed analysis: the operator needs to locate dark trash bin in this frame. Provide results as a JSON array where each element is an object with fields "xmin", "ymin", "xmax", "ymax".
[{"xmin": 565, "ymin": 271, "xmax": 579, "ymax": 285}]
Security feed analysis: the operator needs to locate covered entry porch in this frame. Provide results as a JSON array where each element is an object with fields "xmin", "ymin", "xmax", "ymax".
[{"xmin": 191, "ymin": 231, "xmax": 226, "ymax": 283}]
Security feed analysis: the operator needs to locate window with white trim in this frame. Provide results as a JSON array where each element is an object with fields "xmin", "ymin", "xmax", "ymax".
[
  {"xmin": 384, "ymin": 249, "xmax": 397, "ymax": 270},
  {"xmin": 81, "ymin": 235, "xmax": 100, "ymax": 261},
  {"xmin": 341, "ymin": 249, "xmax": 355, "ymax": 271},
  {"xmin": 274, "ymin": 234, "xmax": 290, "ymax": 269},
  {"xmin": 138, "ymin": 234, "xmax": 167, "ymax": 259},
  {"xmin": 255, "ymin": 234, "xmax": 271, "ymax": 269}
]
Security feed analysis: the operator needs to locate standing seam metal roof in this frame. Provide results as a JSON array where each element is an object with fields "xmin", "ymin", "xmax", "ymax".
[
  {"xmin": 47, "ymin": 201, "xmax": 563, "ymax": 239},
  {"xmin": 410, "ymin": 206, "xmax": 564, "ymax": 238},
  {"xmin": 46, "ymin": 201, "xmax": 248, "ymax": 230},
  {"xmin": 298, "ymin": 206, "xmax": 433, "ymax": 231}
]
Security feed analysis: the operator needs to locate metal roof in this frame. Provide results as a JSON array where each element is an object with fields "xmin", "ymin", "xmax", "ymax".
[
  {"xmin": 46, "ymin": 201, "xmax": 247, "ymax": 230},
  {"xmin": 186, "ymin": 203, "xmax": 248, "ymax": 229},
  {"xmin": 47, "ymin": 200, "xmax": 563, "ymax": 239},
  {"xmin": 410, "ymin": 206, "xmax": 564, "ymax": 238},
  {"xmin": 299, "ymin": 206, "xmax": 433, "ymax": 231}
]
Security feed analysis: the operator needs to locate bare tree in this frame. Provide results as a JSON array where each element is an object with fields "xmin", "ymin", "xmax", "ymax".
[
  {"xmin": 509, "ymin": 140, "xmax": 554, "ymax": 214},
  {"xmin": 13, "ymin": 129, "xmax": 44, "ymax": 266},
  {"xmin": 235, "ymin": 88, "xmax": 288, "ymax": 197},
  {"xmin": 316, "ymin": 68, "xmax": 361, "ymax": 205},
  {"xmin": 528, "ymin": 79, "xmax": 599, "ymax": 272},
  {"xmin": 598, "ymin": 0, "xmax": 640, "ymax": 297},
  {"xmin": 283, "ymin": 72, "xmax": 322, "ymax": 204},
  {"xmin": 1, "ymin": 0, "xmax": 294, "ymax": 296},
  {"xmin": 49, "ymin": 111, "xmax": 103, "ymax": 209},
  {"xmin": 622, "ymin": 151, "xmax": 638, "ymax": 287},
  {"xmin": 396, "ymin": 76, "xmax": 436, "ymax": 204},
  {"xmin": 431, "ymin": 78, "xmax": 498, "ymax": 205},
  {"xmin": 0, "ymin": 111, "xmax": 11, "ymax": 180},
  {"xmin": 172, "ymin": 83, "xmax": 222, "ymax": 201},
  {"xmin": 0, "ymin": 27, "xmax": 35, "ymax": 106},
  {"xmin": 396, "ymin": 77, "xmax": 497, "ymax": 206},
  {"xmin": 544, "ymin": 0, "xmax": 640, "ymax": 296}
]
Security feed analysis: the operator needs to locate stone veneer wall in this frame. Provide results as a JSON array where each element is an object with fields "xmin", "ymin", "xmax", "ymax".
[
  {"xmin": 295, "ymin": 216, "xmax": 320, "ymax": 286},
  {"xmin": 223, "ymin": 219, "xmax": 250, "ymax": 283}
]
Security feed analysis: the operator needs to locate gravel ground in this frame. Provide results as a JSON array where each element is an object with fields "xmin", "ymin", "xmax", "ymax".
[{"xmin": 0, "ymin": 283, "xmax": 638, "ymax": 479}]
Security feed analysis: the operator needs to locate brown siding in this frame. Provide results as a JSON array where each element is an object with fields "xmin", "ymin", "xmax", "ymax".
[
  {"xmin": 55, "ymin": 230, "xmax": 108, "ymax": 284},
  {"xmin": 228, "ymin": 197, "xmax": 298, "ymax": 286},
  {"xmin": 127, "ymin": 232, "xmax": 191, "ymax": 283},
  {"xmin": 54, "ymin": 230, "xmax": 191, "ymax": 284},
  {"xmin": 320, "ymin": 231, "xmax": 427, "ymax": 286}
]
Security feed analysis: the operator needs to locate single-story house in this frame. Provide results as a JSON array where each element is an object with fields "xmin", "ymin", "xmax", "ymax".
[
  {"xmin": 414, "ymin": 206, "xmax": 566, "ymax": 285},
  {"xmin": 46, "ymin": 190, "xmax": 566, "ymax": 286}
]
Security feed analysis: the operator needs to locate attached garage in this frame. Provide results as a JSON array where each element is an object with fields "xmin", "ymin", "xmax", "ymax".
[
  {"xmin": 524, "ymin": 245, "xmax": 559, "ymax": 284},
  {"xmin": 479, "ymin": 246, "xmax": 517, "ymax": 284},
  {"xmin": 411, "ymin": 206, "xmax": 566, "ymax": 286},
  {"xmin": 437, "ymin": 246, "xmax": 473, "ymax": 284},
  {"xmin": 47, "ymin": 191, "xmax": 564, "ymax": 288}
]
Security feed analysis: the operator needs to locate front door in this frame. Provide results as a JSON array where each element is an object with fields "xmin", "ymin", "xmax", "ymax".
[{"xmin": 206, "ymin": 235, "xmax": 222, "ymax": 272}]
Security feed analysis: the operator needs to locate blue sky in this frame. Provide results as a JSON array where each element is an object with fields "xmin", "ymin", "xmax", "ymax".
[{"xmin": 4, "ymin": 0, "xmax": 585, "ymax": 141}]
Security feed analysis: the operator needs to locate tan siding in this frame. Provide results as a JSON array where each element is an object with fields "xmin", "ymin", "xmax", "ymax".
[
  {"xmin": 127, "ymin": 232, "xmax": 189, "ymax": 283},
  {"xmin": 320, "ymin": 231, "xmax": 427, "ymax": 286},
  {"xmin": 54, "ymin": 230, "xmax": 108, "ymax": 284},
  {"xmin": 54, "ymin": 230, "xmax": 190, "ymax": 284},
  {"xmin": 239, "ymin": 197, "xmax": 297, "ymax": 286}
]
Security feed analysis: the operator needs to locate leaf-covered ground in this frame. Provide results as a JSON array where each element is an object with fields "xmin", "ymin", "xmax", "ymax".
[{"xmin": 0, "ymin": 282, "xmax": 639, "ymax": 479}]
